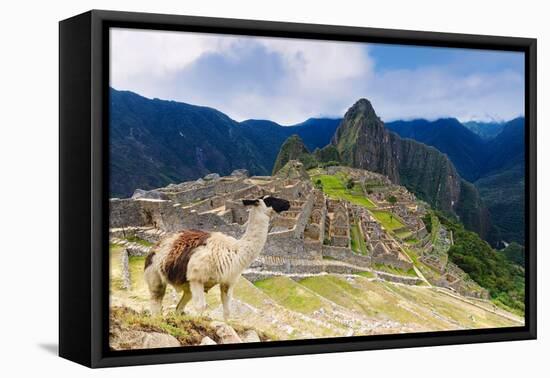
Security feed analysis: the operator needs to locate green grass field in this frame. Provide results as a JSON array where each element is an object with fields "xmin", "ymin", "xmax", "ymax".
[
  {"xmin": 370, "ymin": 210, "xmax": 405, "ymax": 231},
  {"xmin": 350, "ymin": 223, "xmax": 368, "ymax": 255},
  {"xmin": 312, "ymin": 174, "xmax": 376, "ymax": 209},
  {"xmin": 254, "ymin": 276, "xmax": 324, "ymax": 314}
]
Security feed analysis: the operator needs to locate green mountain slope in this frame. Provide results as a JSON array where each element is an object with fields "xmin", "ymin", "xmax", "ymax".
[
  {"xmin": 110, "ymin": 89, "xmax": 339, "ymax": 197},
  {"xmin": 386, "ymin": 118, "xmax": 487, "ymax": 182},
  {"xmin": 435, "ymin": 211, "xmax": 525, "ymax": 313},
  {"xmin": 272, "ymin": 135, "xmax": 314, "ymax": 174}
]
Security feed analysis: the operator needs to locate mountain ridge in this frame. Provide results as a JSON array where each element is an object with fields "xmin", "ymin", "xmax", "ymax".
[{"xmin": 110, "ymin": 88, "xmax": 339, "ymax": 197}]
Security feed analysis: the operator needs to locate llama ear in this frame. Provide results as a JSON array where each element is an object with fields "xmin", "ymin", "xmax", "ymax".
[
  {"xmin": 242, "ymin": 199, "xmax": 260, "ymax": 207},
  {"xmin": 263, "ymin": 196, "xmax": 291, "ymax": 213}
]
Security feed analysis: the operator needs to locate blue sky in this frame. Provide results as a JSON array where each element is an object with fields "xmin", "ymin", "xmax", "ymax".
[{"xmin": 110, "ymin": 28, "xmax": 524, "ymax": 125}]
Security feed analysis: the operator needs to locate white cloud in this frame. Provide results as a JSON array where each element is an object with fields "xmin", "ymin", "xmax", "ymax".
[
  {"xmin": 110, "ymin": 28, "xmax": 524, "ymax": 125},
  {"xmin": 367, "ymin": 67, "xmax": 524, "ymax": 122},
  {"xmin": 110, "ymin": 28, "xmax": 373, "ymax": 124}
]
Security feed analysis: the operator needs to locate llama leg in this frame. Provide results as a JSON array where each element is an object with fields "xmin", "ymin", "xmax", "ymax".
[
  {"xmin": 190, "ymin": 280, "xmax": 207, "ymax": 314},
  {"xmin": 144, "ymin": 267, "xmax": 166, "ymax": 316},
  {"xmin": 176, "ymin": 283, "xmax": 192, "ymax": 314},
  {"xmin": 220, "ymin": 284, "xmax": 233, "ymax": 321}
]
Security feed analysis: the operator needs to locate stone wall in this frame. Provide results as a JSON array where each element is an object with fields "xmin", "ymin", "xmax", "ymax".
[
  {"xmin": 321, "ymin": 245, "xmax": 371, "ymax": 268},
  {"xmin": 261, "ymin": 231, "xmax": 320, "ymax": 259},
  {"xmin": 376, "ymin": 272, "xmax": 422, "ymax": 285},
  {"xmin": 292, "ymin": 191, "xmax": 315, "ymax": 239},
  {"xmin": 163, "ymin": 179, "xmax": 251, "ymax": 205}
]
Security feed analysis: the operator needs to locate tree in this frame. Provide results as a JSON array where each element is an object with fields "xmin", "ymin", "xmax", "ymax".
[
  {"xmin": 387, "ymin": 195, "xmax": 397, "ymax": 220},
  {"xmin": 315, "ymin": 179, "xmax": 323, "ymax": 190}
]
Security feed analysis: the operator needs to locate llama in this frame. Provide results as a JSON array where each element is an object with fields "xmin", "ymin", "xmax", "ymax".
[{"xmin": 144, "ymin": 195, "xmax": 290, "ymax": 320}]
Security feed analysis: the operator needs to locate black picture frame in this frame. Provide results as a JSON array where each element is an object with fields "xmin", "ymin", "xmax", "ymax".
[{"xmin": 59, "ymin": 9, "xmax": 537, "ymax": 368}]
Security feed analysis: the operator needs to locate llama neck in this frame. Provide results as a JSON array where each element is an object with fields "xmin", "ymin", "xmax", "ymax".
[{"xmin": 239, "ymin": 208, "xmax": 270, "ymax": 259}]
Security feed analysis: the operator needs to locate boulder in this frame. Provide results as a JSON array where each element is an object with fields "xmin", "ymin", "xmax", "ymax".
[
  {"xmin": 110, "ymin": 330, "xmax": 180, "ymax": 350},
  {"xmin": 211, "ymin": 321, "xmax": 242, "ymax": 344},
  {"xmin": 131, "ymin": 189, "xmax": 169, "ymax": 200},
  {"xmin": 142, "ymin": 332, "xmax": 181, "ymax": 349},
  {"xmin": 203, "ymin": 173, "xmax": 220, "ymax": 181},
  {"xmin": 230, "ymin": 169, "xmax": 249, "ymax": 178},
  {"xmin": 200, "ymin": 336, "xmax": 217, "ymax": 345},
  {"xmin": 241, "ymin": 330, "xmax": 261, "ymax": 343}
]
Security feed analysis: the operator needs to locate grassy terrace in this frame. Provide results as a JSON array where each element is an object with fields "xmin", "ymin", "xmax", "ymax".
[
  {"xmin": 312, "ymin": 174, "xmax": 376, "ymax": 209},
  {"xmin": 395, "ymin": 229, "xmax": 413, "ymax": 240},
  {"xmin": 350, "ymin": 223, "xmax": 368, "ymax": 255},
  {"xmin": 370, "ymin": 210, "xmax": 405, "ymax": 231},
  {"xmin": 374, "ymin": 263, "xmax": 418, "ymax": 277},
  {"xmin": 255, "ymin": 276, "xmax": 324, "ymax": 314}
]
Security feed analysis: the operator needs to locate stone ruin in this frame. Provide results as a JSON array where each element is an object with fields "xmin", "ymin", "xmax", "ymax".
[{"xmin": 109, "ymin": 162, "xmax": 428, "ymax": 285}]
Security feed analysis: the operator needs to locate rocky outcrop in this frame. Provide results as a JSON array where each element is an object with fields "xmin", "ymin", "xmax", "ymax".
[
  {"xmin": 131, "ymin": 188, "xmax": 169, "ymax": 200},
  {"xmin": 211, "ymin": 321, "xmax": 243, "ymax": 344},
  {"xmin": 109, "ymin": 306, "xmax": 269, "ymax": 349},
  {"xmin": 332, "ymin": 99, "xmax": 400, "ymax": 182},
  {"xmin": 272, "ymin": 135, "xmax": 313, "ymax": 175},
  {"xmin": 200, "ymin": 336, "xmax": 217, "ymax": 345},
  {"xmin": 110, "ymin": 329, "xmax": 181, "ymax": 350},
  {"xmin": 274, "ymin": 160, "xmax": 310, "ymax": 181}
]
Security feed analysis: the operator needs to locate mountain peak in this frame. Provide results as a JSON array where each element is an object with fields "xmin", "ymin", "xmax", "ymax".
[
  {"xmin": 272, "ymin": 135, "xmax": 310, "ymax": 175},
  {"xmin": 347, "ymin": 98, "xmax": 377, "ymax": 117}
]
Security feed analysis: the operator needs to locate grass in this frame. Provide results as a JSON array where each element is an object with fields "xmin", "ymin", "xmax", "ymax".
[
  {"xmin": 109, "ymin": 245, "xmax": 124, "ymax": 291},
  {"xmin": 404, "ymin": 237, "xmax": 419, "ymax": 245},
  {"xmin": 357, "ymin": 271, "xmax": 375, "ymax": 278},
  {"xmin": 350, "ymin": 223, "xmax": 368, "ymax": 255},
  {"xmin": 431, "ymin": 214, "xmax": 441, "ymax": 244},
  {"xmin": 301, "ymin": 275, "xmax": 521, "ymax": 330},
  {"xmin": 370, "ymin": 210, "xmax": 405, "ymax": 231},
  {"xmin": 254, "ymin": 276, "xmax": 324, "ymax": 314},
  {"xmin": 395, "ymin": 229, "xmax": 413, "ymax": 240},
  {"xmin": 110, "ymin": 306, "xmax": 272, "ymax": 348},
  {"xmin": 312, "ymin": 174, "xmax": 376, "ymax": 209},
  {"xmin": 128, "ymin": 256, "xmax": 146, "ymax": 290},
  {"xmin": 299, "ymin": 275, "xmax": 372, "ymax": 314},
  {"xmin": 374, "ymin": 263, "xmax": 418, "ymax": 277},
  {"xmin": 125, "ymin": 235, "xmax": 154, "ymax": 247},
  {"xmin": 110, "ymin": 306, "xmax": 216, "ymax": 346}
]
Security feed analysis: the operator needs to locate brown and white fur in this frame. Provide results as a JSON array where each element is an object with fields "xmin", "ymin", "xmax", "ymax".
[{"xmin": 144, "ymin": 196, "xmax": 290, "ymax": 320}]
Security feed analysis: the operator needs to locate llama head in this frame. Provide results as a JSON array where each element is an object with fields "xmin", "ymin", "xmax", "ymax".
[{"xmin": 242, "ymin": 196, "xmax": 290, "ymax": 216}]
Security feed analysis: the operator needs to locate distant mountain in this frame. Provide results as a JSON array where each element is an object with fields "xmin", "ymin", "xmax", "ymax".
[
  {"xmin": 386, "ymin": 118, "xmax": 486, "ymax": 182},
  {"xmin": 475, "ymin": 118, "xmax": 525, "ymax": 245},
  {"xmin": 110, "ymin": 89, "xmax": 339, "ymax": 197},
  {"xmin": 240, "ymin": 118, "xmax": 340, "ymax": 176},
  {"xmin": 386, "ymin": 115, "xmax": 526, "ymax": 245},
  {"xmin": 483, "ymin": 117, "xmax": 525, "ymax": 174},
  {"xmin": 332, "ymin": 99, "xmax": 489, "ymax": 237},
  {"xmin": 463, "ymin": 120, "xmax": 507, "ymax": 140}
]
